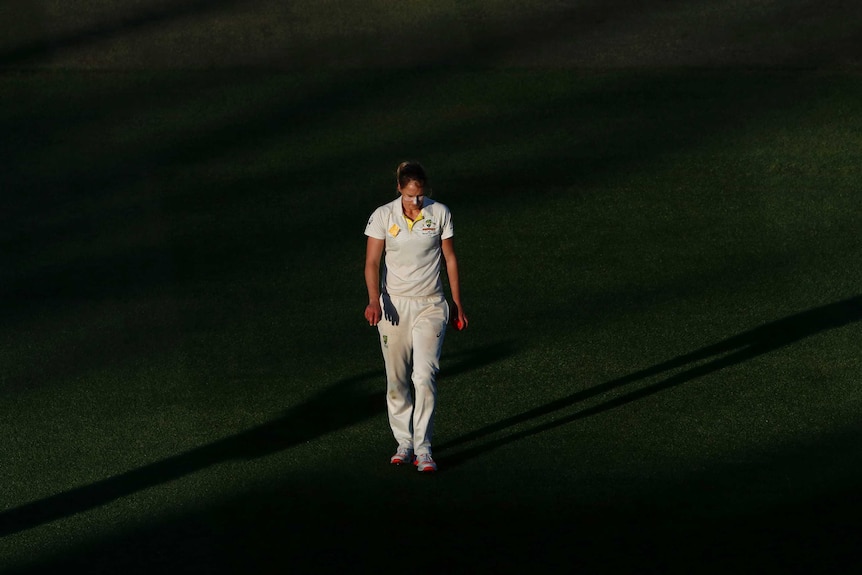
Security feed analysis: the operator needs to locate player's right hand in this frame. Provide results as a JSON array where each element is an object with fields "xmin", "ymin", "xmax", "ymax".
[{"xmin": 365, "ymin": 302, "xmax": 382, "ymax": 326}]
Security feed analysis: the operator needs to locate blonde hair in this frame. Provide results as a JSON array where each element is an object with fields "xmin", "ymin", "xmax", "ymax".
[{"xmin": 396, "ymin": 161, "xmax": 428, "ymax": 189}]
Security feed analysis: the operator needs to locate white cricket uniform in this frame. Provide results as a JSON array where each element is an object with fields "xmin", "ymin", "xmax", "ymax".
[{"xmin": 365, "ymin": 197, "xmax": 454, "ymax": 455}]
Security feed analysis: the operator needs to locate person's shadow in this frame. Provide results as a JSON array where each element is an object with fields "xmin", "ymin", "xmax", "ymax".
[
  {"xmin": 437, "ymin": 295, "xmax": 862, "ymax": 467},
  {"xmin": 0, "ymin": 341, "xmax": 515, "ymax": 537}
]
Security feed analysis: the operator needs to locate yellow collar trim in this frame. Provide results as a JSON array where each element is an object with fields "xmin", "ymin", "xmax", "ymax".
[{"xmin": 403, "ymin": 211, "xmax": 424, "ymax": 231}]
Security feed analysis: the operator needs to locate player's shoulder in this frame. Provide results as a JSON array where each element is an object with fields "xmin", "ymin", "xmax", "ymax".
[
  {"xmin": 368, "ymin": 197, "xmax": 399, "ymax": 217},
  {"xmin": 365, "ymin": 198, "xmax": 398, "ymax": 235},
  {"xmin": 425, "ymin": 199, "xmax": 451, "ymax": 215}
]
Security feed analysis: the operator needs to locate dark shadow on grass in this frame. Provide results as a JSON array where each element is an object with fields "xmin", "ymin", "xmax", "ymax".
[
  {"xmin": 0, "ymin": 340, "xmax": 514, "ymax": 537},
  {"xmin": 437, "ymin": 295, "xmax": 862, "ymax": 468},
  {"xmin": 11, "ymin": 426, "xmax": 862, "ymax": 575},
  {"xmin": 0, "ymin": 68, "xmax": 836, "ymax": 404},
  {"xmin": 0, "ymin": 0, "xmax": 244, "ymax": 67}
]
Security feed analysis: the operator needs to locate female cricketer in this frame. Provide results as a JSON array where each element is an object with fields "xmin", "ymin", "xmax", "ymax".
[{"xmin": 364, "ymin": 161, "xmax": 468, "ymax": 472}]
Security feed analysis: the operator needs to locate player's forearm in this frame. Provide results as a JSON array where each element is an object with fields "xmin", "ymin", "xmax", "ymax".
[
  {"xmin": 365, "ymin": 264, "xmax": 381, "ymax": 304},
  {"xmin": 446, "ymin": 258, "xmax": 463, "ymax": 308}
]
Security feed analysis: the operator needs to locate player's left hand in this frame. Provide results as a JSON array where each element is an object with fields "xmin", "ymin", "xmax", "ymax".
[{"xmin": 451, "ymin": 305, "xmax": 468, "ymax": 331}]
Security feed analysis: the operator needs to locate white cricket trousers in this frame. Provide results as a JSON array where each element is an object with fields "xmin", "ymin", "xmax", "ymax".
[{"xmin": 377, "ymin": 293, "xmax": 449, "ymax": 456}]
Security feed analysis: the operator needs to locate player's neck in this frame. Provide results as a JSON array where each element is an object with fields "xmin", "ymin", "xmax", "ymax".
[{"xmin": 402, "ymin": 203, "xmax": 422, "ymax": 221}]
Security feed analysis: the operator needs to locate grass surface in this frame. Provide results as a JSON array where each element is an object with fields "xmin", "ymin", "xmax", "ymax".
[{"xmin": 1, "ymin": 59, "xmax": 861, "ymax": 575}]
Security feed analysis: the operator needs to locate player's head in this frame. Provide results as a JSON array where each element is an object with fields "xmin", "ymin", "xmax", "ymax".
[
  {"xmin": 396, "ymin": 161, "xmax": 429, "ymax": 193},
  {"xmin": 396, "ymin": 161, "xmax": 430, "ymax": 208}
]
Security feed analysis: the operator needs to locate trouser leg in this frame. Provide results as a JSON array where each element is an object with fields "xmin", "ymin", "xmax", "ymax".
[
  {"xmin": 411, "ymin": 298, "xmax": 448, "ymax": 455},
  {"xmin": 378, "ymin": 296, "xmax": 414, "ymax": 448}
]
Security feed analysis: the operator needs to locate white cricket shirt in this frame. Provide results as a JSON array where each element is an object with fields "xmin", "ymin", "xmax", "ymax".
[{"xmin": 365, "ymin": 197, "xmax": 454, "ymax": 297}]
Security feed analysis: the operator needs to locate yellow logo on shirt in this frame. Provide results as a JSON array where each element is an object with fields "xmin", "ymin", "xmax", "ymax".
[{"xmin": 389, "ymin": 224, "xmax": 400, "ymax": 237}]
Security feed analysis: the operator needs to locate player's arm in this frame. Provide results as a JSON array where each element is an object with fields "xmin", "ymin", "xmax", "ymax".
[
  {"xmin": 364, "ymin": 236, "xmax": 385, "ymax": 326},
  {"xmin": 442, "ymin": 237, "xmax": 468, "ymax": 329}
]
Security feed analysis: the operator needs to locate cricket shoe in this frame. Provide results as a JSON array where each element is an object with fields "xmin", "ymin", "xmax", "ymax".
[
  {"xmin": 390, "ymin": 447, "xmax": 415, "ymax": 465},
  {"xmin": 414, "ymin": 453, "xmax": 437, "ymax": 473}
]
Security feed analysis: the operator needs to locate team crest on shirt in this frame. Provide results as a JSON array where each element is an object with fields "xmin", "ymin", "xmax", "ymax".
[{"xmin": 420, "ymin": 219, "xmax": 438, "ymax": 236}]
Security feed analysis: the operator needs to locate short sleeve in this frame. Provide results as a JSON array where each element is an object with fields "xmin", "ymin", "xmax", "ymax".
[
  {"xmin": 440, "ymin": 206, "xmax": 454, "ymax": 240},
  {"xmin": 365, "ymin": 207, "xmax": 386, "ymax": 239}
]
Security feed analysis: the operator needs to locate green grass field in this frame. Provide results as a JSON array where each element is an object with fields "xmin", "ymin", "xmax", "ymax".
[{"xmin": 2, "ymin": 3, "xmax": 862, "ymax": 574}]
